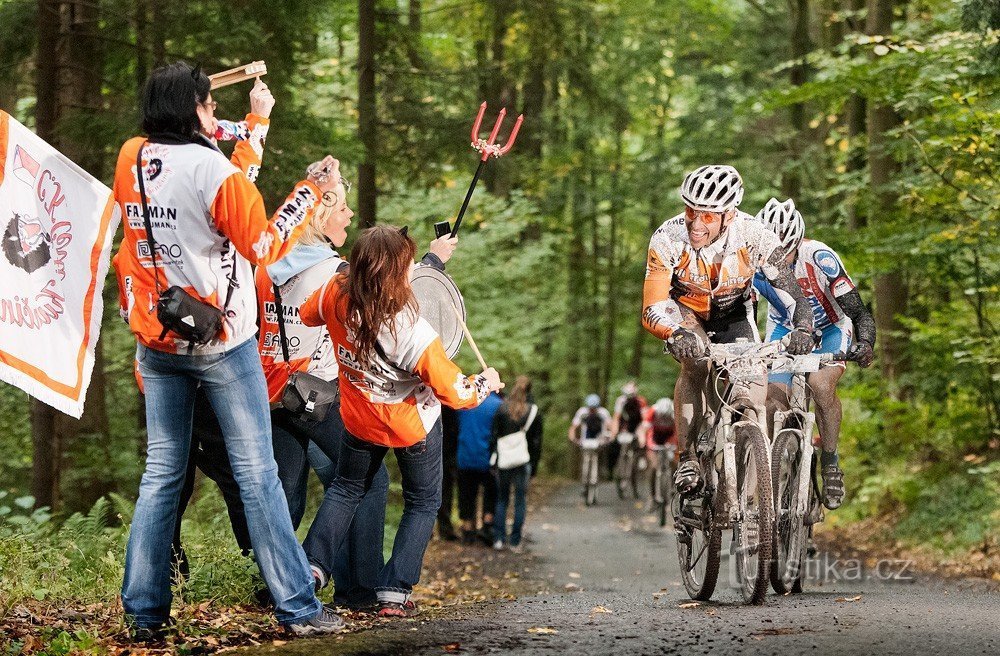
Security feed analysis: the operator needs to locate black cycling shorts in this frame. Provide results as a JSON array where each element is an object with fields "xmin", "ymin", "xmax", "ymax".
[{"xmin": 702, "ymin": 301, "xmax": 759, "ymax": 344}]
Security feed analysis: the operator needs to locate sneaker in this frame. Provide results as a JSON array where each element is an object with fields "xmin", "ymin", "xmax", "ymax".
[
  {"xmin": 377, "ymin": 600, "xmax": 420, "ymax": 618},
  {"xmin": 287, "ymin": 606, "xmax": 345, "ymax": 636},
  {"xmin": 822, "ymin": 464, "xmax": 845, "ymax": 510},
  {"xmin": 129, "ymin": 625, "xmax": 167, "ymax": 643},
  {"xmin": 674, "ymin": 459, "xmax": 702, "ymax": 497},
  {"xmin": 493, "ymin": 540, "xmax": 505, "ymax": 551}
]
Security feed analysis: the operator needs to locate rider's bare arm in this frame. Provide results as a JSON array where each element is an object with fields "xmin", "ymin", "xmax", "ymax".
[{"xmin": 641, "ymin": 246, "xmax": 681, "ymax": 341}]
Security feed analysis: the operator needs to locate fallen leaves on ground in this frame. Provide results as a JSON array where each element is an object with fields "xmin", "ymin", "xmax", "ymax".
[
  {"xmin": 590, "ymin": 605, "xmax": 613, "ymax": 614},
  {"xmin": 835, "ymin": 595, "xmax": 863, "ymax": 602},
  {"xmin": 527, "ymin": 626, "xmax": 559, "ymax": 635},
  {"xmin": 678, "ymin": 601, "xmax": 700, "ymax": 608}
]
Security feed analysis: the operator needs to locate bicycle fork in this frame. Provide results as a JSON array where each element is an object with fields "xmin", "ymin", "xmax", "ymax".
[{"xmin": 774, "ymin": 409, "xmax": 817, "ymax": 523}]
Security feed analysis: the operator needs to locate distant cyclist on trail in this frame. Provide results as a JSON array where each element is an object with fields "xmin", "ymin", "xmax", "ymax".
[
  {"xmin": 641, "ymin": 165, "xmax": 814, "ymax": 497},
  {"xmin": 753, "ymin": 198, "xmax": 876, "ymax": 510},
  {"xmin": 569, "ymin": 394, "xmax": 612, "ymax": 447},
  {"xmin": 609, "ymin": 381, "xmax": 647, "ymax": 477}
]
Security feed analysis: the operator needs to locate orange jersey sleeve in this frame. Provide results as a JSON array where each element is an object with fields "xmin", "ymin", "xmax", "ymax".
[
  {"xmin": 642, "ymin": 247, "xmax": 679, "ymax": 340},
  {"xmin": 210, "ymin": 176, "xmax": 320, "ymax": 267},
  {"xmin": 229, "ymin": 114, "xmax": 269, "ymax": 182},
  {"xmin": 300, "ymin": 278, "xmax": 336, "ymax": 328},
  {"xmin": 413, "ymin": 339, "xmax": 490, "ymax": 410}
]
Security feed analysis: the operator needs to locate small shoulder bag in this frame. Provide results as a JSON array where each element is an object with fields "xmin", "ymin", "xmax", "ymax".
[
  {"xmin": 273, "ymin": 282, "xmax": 340, "ymax": 422},
  {"xmin": 494, "ymin": 404, "xmax": 537, "ymax": 471}
]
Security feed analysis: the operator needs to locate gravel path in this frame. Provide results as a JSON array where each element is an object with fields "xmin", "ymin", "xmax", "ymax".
[{"xmin": 247, "ymin": 481, "xmax": 999, "ymax": 655}]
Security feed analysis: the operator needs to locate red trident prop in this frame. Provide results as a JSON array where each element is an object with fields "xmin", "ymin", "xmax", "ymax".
[{"xmin": 450, "ymin": 102, "xmax": 523, "ymax": 237}]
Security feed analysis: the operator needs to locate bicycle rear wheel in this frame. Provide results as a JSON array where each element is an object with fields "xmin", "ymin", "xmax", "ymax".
[
  {"xmin": 658, "ymin": 457, "xmax": 673, "ymax": 527},
  {"xmin": 770, "ymin": 428, "xmax": 808, "ymax": 594},
  {"xmin": 675, "ymin": 491, "xmax": 721, "ymax": 601},
  {"xmin": 734, "ymin": 425, "xmax": 774, "ymax": 605}
]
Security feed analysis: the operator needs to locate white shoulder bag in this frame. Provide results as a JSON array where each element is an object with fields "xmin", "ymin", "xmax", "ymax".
[{"xmin": 494, "ymin": 404, "xmax": 538, "ymax": 471}]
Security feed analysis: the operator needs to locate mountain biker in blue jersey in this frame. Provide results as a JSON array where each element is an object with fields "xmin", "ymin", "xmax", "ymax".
[{"xmin": 753, "ymin": 198, "xmax": 876, "ymax": 510}]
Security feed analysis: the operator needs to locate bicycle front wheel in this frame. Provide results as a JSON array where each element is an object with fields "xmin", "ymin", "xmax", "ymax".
[
  {"xmin": 675, "ymin": 491, "xmax": 722, "ymax": 601},
  {"xmin": 734, "ymin": 425, "xmax": 775, "ymax": 605},
  {"xmin": 770, "ymin": 428, "xmax": 809, "ymax": 594}
]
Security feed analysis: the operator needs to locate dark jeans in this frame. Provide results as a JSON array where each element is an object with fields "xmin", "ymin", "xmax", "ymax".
[
  {"xmin": 271, "ymin": 406, "xmax": 389, "ymax": 608},
  {"xmin": 437, "ymin": 407, "xmax": 459, "ymax": 535},
  {"xmin": 494, "ymin": 464, "xmax": 529, "ymax": 546},
  {"xmin": 304, "ymin": 421, "xmax": 443, "ymax": 604},
  {"xmin": 174, "ymin": 394, "xmax": 388, "ymax": 608},
  {"xmin": 457, "ymin": 468, "xmax": 497, "ymax": 523}
]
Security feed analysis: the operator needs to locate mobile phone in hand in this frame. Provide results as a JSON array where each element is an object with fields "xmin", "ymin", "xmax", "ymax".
[{"xmin": 434, "ymin": 221, "xmax": 452, "ymax": 238}]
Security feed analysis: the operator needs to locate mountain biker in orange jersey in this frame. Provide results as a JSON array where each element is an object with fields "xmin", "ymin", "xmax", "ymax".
[
  {"xmin": 641, "ymin": 165, "xmax": 814, "ymax": 497},
  {"xmin": 753, "ymin": 198, "xmax": 876, "ymax": 510}
]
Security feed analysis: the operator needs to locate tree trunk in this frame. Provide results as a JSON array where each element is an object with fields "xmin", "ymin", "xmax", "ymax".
[
  {"xmin": 31, "ymin": 0, "xmax": 64, "ymax": 511},
  {"xmin": 358, "ymin": 0, "xmax": 378, "ymax": 227},
  {"xmin": 520, "ymin": 4, "xmax": 549, "ymax": 160},
  {"xmin": 782, "ymin": 0, "xmax": 811, "ymax": 199},
  {"xmin": 627, "ymin": 91, "xmax": 670, "ymax": 379},
  {"xmin": 601, "ymin": 117, "xmax": 626, "ymax": 399},
  {"xmin": 866, "ymin": 0, "xmax": 908, "ymax": 388},
  {"xmin": 483, "ymin": 0, "xmax": 515, "ymax": 196},
  {"xmin": 406, "ymin": 0, "xmax": 422, "ymax": 68},
  {"xmin": 846, "ymin": 0, "xmax": 868, "ymax": 231}
]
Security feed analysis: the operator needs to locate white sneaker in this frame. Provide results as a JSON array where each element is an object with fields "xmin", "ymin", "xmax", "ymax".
[{"xmin": 493, "ymin": 540, "xmax": 504, "ymax": 551}]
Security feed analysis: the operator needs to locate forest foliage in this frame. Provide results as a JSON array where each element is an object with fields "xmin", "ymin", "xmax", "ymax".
[{"xmin": 0, "ymin": 0, "xmax": 997, "ymax": 610}]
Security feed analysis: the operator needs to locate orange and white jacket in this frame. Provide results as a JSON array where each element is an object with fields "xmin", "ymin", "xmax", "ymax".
[
  {"xmin": 300, "ymin": 277, "xmax": 491, "ymax": 447},
  {"xmin": 112, "ymin": 114, "xmax": 319, "ymax": 354},
  {"xmin": 256, "ymin": 246, "xmax": 345, "ymax": 403}
]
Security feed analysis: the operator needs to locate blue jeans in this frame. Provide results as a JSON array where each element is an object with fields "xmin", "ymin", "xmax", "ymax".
[
  {"xmin": 304, "ymin": 421, "xmax": 443, "ymax": 604},
  {"xmin": 494, "ymin": 464, "xmax": 529, "ymax": 546},
  {"xmin": 122, "ymin": 339, "xmax": 321, "ymax": 627},
  {"xmin": 271, "ymin": 406, "xmax": 389, "ymax": 608}
]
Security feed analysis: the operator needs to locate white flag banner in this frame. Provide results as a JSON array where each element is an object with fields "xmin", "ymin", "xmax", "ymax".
[{"xmin": 0, "ymin": 111, "xmax": 120, "ymax": 418}]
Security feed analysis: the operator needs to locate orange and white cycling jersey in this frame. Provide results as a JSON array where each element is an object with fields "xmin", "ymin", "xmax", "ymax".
[
  {"xmin": 256, "ymin": 249, "xmax": 344, "ymax": 403},
  {"xmin": 642, "ymin": 211, "xmax": 783, "ymax": 340},
  {"xmin": 112, "ymin": 114, "xmax": 319, "ymax": 354},
  {"xmin": 300, "ymin": 277, "xmax": 491, "ymax": 448}
]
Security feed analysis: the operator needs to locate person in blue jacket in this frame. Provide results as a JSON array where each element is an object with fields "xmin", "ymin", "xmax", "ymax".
[{"xmin": 456, "ymin": 392, "xmax": 503, "ymax": 544}]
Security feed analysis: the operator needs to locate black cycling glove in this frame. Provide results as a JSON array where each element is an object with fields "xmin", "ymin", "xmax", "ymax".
[
  {"xmin": 786, "ymin": 328, "xmax": 814, "ymax": 355},
  {"xmin": 848, "ymin": 341, "xmax": 875, "ymax": 368},
  {"xmin": 666, "ymin": 328, "xmax": 705, "ymax": 360}
]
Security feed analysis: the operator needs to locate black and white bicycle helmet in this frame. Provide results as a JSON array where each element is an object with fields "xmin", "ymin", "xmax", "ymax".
[
  {"xmin": 679, "ymin": 165, "xmax": 745, "ymax": 213},
  {"xmin": 756, "ymin": 197, "xmax": 804, "ymax": 256}
]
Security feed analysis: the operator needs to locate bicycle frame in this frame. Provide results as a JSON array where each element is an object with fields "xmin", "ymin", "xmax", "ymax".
[{"xmin": 702, "ymin": 342, "xmax": 772, "ymax": 526}]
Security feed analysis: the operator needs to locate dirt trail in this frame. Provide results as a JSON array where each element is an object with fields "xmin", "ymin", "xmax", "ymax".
[{"xmin": 244, "ymin": 481, "xmax": 1000, "ymax": 655}]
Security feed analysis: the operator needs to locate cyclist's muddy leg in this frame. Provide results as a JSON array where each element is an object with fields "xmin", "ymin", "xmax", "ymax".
[
  {"xmin": 808, "ymin": 366, "xmax": 845, "ymax": 453},
  {"xmin": 674, "ymin": 355, "xmax": 710, "ymax": 455},
  {"xmin": 766, "ymin": 383, "xmax": 790, "ymax": 438}
]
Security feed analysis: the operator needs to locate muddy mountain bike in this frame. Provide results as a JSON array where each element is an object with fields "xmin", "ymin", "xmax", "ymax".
[
  {"xmin": 673, "ymin": 340, "xmax": 776, "ymax": 605},
  {"xmin": 649, "ymin": 442, "xmax": 676, "ymax": 527},
  {"xmin": 769, "ymin": 349, "xmax": 857, "ymax": 593},
  {"xmin": 613, "ymin": 431, "xmax": 644, "ymax": 500}
]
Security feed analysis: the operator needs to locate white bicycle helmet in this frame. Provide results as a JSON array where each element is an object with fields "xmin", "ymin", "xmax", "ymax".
[
  {"xmin": 680, "ymin": 165, "xmax": 745, "ymax": 213},
  {"xmin": 756, "ymin": 197, "xmax": 804, "ymax": 256},
  {"xmin": 585, "ymin": 393, "xmax": 601, "ymax": 408},
  {"xmin": 653, "ymin": 397, "xmax": 674, "ymax": 418}
]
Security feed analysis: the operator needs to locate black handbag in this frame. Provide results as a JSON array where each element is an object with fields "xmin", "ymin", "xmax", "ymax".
[
  {"xmin": 273, "ymin": 282, "xmax": 340, "ymax": 421},
  {"xmin": 136, "ymin": 143, "xmax": 236, "ymax": 346}
]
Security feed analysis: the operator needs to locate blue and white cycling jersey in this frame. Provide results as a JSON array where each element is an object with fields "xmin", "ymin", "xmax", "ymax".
[
  {"xmin": 753, "ymin": 238, "xmax": 856, "ymax": 334},
  {"xmin": 754, "ymin": 239, "xmax": 856, "ymax": 384}
]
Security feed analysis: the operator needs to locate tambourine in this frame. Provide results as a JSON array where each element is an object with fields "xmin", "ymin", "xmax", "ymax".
[{"xmin": 411, "ymin": 265, "xmax": 465, "ymax": 359}]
